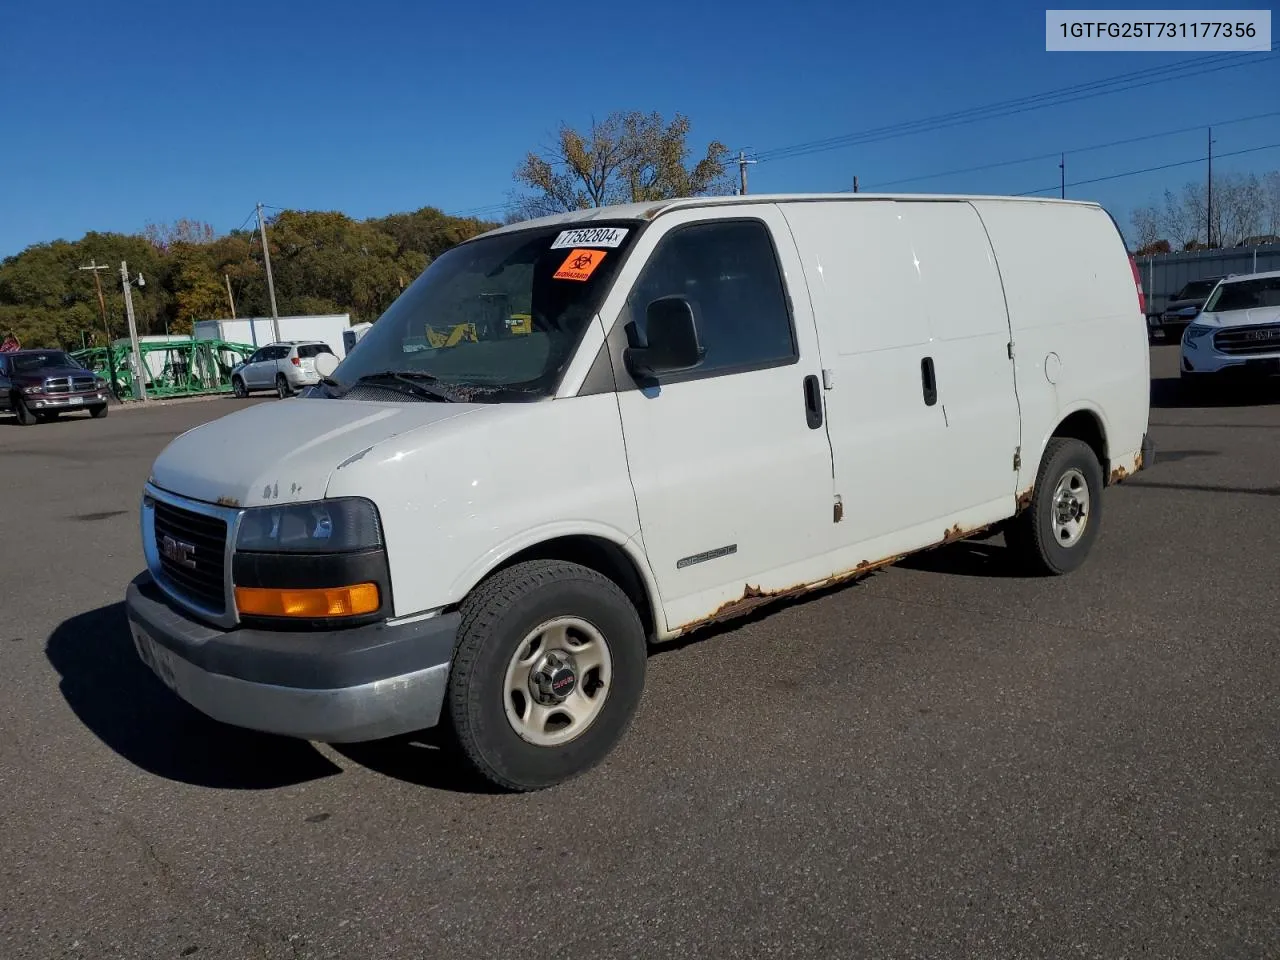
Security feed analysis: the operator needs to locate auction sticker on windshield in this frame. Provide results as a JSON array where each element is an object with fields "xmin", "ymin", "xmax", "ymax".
[
  {"xmin": 549, "ymin": 227, "xmax": 629, "ymax": 249},
  {"xmin": 553, "ymin": 249, "xmax": 607, "ymax": 281}
]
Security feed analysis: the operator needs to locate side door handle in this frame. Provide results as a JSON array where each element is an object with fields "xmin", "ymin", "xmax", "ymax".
[
  {"xmin": 920, "ymin": 356, "xmax": 938, "ymax": 407},
  {"xmin": 802, "ymin": 374, "xmax": 823, "ymax": 429}
]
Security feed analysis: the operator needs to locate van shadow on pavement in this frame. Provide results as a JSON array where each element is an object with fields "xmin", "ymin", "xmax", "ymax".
[
  {"xmin": 47, "ymin": 603, "xmax": 499, "ymax": 793},
  {"xmin": 47, "ymin": 603, "xmax": 342, "ymax": 790},
  {"xmin": 1150, "ymin": 376, "xmax": 1280, "ymax": 409}
]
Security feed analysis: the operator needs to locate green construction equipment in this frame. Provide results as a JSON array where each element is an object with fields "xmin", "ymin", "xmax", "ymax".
[{"xmin": 70, "ymin": 338, "xmax": 257, "ymax": 400}]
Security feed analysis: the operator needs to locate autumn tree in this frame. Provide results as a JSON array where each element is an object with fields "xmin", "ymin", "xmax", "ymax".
[{"xmin": 511, "ymin": 111, "xmax": 733, "ymax": 219}]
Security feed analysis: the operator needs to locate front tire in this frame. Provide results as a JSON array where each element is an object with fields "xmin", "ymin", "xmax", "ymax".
[
  {"xmin": 90, "ymin": 403, "xmax": 108, "ymax": 419},
  {"xmin": 232, "ymin": 376, "xmax": 248, "ymax": 399},
  {"xmin": 14, "ymin": 395, "xmax": 37, "ymax": 426},
  {"xmin": 446, "ymin": 559, "xmax": 647, "ymax": 792},
  {"xmin": 1005, "ymin": 437, "xmax": 1104, "ymax": 576}
]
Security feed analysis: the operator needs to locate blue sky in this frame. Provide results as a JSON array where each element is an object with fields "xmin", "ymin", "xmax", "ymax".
[{"xmin": 2, "ymin": 0, "xmax": 1277, "ymax": 256}]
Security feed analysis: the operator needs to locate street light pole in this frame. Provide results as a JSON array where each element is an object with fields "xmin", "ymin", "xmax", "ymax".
[
  {"xmin": 77, "ymin": 259, "xmax": 122, "ymax": 398},
  {"xmin": 256, "ymin": 203, "xmax": 282, "ymax": 342},
  {"xmin": 119, "ymin": 260, "xmax": 147, "ymax": 401}
]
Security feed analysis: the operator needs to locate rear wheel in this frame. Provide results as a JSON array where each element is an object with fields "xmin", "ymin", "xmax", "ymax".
[
  {"xmin": 1005, "ymin": 437, "xmax": 1104, "ymax": 576},
  {"xmin": 445, "ymin": 559, "xmax": 647, "ymax": 792},
  {"xmin": 13, "ymin": 395, "xmax": 37, "ymax": 426},
  {"xmin": 275, "ymin": 374, "xmax": 292, "ymax": 399}
]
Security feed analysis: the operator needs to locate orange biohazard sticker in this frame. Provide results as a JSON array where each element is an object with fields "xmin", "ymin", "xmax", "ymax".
[{"xmin": 553, "ymin": 248, "xmax": 607, "ymax": 281}]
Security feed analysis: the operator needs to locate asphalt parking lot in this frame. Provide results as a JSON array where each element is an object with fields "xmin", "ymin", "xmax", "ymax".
[{"xmin": 2, "ymin": 345, "xmax": 1278, "ymax": 960}]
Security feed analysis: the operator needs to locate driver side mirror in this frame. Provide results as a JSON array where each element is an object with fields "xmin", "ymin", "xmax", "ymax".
[
  {"xmin": 623, "ymin": 296, "xmax": 706, "ymax": 381},
  {"xmin": 313, "ymin": 352, "xmax": 339, "ymax": 379}
]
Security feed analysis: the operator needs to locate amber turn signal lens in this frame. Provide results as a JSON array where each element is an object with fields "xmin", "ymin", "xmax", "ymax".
[{"xmin": 235, "ymin": 583, "xmax": 380, "ymax": 618}]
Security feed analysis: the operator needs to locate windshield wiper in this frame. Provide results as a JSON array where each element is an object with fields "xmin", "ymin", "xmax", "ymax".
[{"xmin": 350, "ymin": 370, "xmax": 455, "ymax": 402}]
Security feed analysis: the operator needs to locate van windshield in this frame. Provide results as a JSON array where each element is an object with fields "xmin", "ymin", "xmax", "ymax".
[
  {"xmin": 328, "ymin": 222, "xmax": 639, "ymax": 401},
  {"xmin": 1203, "ymin": 276, "xmax": 1280, "ymax": 313}
]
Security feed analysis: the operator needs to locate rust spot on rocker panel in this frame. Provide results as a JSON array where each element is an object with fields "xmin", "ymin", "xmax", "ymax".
[
  {"xmin": 1016, "ymin": 487, "xmax": 1034, "ymax": 512},
  {"xmin": 1109, "ymin": 463, "xmax": 1130, "ymax": 484},
  {"xmin": 674, "ymin": 521, "xmax": 995, "ymax": 638}
]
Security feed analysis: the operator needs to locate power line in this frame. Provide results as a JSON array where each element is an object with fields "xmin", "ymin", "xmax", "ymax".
[
  {"xmin": 751, "ymin": 46, "xmax": 1275, "ymax": 164},
  {"xmin": 865, "ymin": 109, "xmax": 1280, "ymax": 190},
  {"xmin": 1014, "ymin": 140, "xmax": 1280, "ymax": 196}
]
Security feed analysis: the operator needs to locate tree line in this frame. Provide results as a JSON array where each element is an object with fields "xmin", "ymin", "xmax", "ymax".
[
  {"xmin": 1, "ymin": 110, "xmax": 732, "ymax": 350},
  {"xmin": 1129, "ymin": 169, "xmax": 1280, "ymax": 255}
]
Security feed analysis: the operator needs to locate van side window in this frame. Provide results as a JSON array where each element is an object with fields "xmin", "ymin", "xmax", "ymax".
[{"xmin": 627, "ymin": 219, "xmax": 797, "ymax": 377}]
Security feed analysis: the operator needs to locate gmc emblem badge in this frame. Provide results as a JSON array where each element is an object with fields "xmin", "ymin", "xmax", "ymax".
[
  {"xmin": 160, "ymin": 535, "xmax": 197, "ymax": 569},
  {"xmin": 1245, "ymin": 328, "xmax": 1280, "ymax": 341}
]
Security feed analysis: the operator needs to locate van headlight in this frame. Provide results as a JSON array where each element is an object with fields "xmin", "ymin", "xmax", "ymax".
[
  {"xmin": 232, "ymin": 498, "xmax": 389, "ymax": 623},
  {"xmin": 235, "ymin": 497, "xmax": 383, "ymax": 553}
]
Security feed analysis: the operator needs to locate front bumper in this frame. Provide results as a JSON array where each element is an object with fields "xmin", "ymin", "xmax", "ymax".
[
  {"xmin": 1181, "ymin": 350, "xmax": 1280, "ymax": 377},
  {"xmin": 125, "ymin": 572, "xmax": 460, "ymax": 743},
  {"xmin": 26, "ymin": 391, "xmax": 108, "ymax": 409}
]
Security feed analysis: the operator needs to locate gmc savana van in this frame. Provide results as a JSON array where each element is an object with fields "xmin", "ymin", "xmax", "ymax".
[{"xmin": 126, "ymin": 193, "xmax": 1153, "ymax": 791}]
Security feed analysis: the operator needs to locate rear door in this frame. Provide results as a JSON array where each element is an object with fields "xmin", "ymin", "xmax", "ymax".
[
  {"xmin": 296, "ymin": 343, "xmax": 333, "ymax": 379},
  {"xmin": 608, "ymin": 206, "xmax": 838, "ymax": 632}
]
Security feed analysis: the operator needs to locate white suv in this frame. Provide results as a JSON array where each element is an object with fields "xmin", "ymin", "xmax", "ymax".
[
  {"xmin": 1179, "ymin": 270, "xmax": 1280, "ymax": 395},
  {"xmin": 231, "ymin": 341, "xmax": 337, "ymax": 398}
]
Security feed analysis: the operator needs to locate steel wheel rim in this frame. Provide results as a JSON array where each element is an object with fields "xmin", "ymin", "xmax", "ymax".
[
  {"xmin": 1052, "ymin": 466, "xmax": 1090, "ymax": 547},
  {"xmin": 502, "ymin": 616, "xmax": 613, "ymax": 747}
]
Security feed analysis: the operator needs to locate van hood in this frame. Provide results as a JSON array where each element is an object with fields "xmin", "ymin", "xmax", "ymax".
[
  {"xmin": 1195, "ymin": 306, "xmax": 1280, "ymax": 329},
  {"xmin": 150, "ymin": 398, "xmax": 484, "ymax": 508}
]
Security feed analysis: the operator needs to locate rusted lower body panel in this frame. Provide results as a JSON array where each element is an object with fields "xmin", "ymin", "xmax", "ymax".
[
  {"xmin": 671, "ymin": 520, "xmax": 996, "ymax": 639},
  {"xmin": 1108, "ymin": 445, "xmax": 1147, "ymax": 485}
]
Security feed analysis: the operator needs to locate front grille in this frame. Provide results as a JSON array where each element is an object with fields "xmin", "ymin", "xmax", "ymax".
[
  {"xmin": 1214, "ymin": 325, "xmax": 1280, "ymax": 355},
  {"xmin": 44, "ymin": 376, "xmax": 98, "ymax": 394},
  {"xmin": 154, "ymin": 500, "xmax": 228, "ymax": 613}
]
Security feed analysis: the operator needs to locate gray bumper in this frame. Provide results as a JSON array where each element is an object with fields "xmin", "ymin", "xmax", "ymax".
[
  {"xmin": 125, "ymin": 573, "xmax": 459, "ymax": 743},
  {"xmin": 28, "ymin": 392, "xmax": 108, "ymax": 409}
]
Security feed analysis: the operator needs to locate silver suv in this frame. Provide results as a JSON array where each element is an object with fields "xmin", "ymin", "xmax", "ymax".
[{"xmin": 231, "ymin": 341, "xmax": 336, "ymax": 399}]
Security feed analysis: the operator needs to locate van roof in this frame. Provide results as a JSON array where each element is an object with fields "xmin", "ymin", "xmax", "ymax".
[{"xmin": 481, "ymin": 192, "xmax": 1104, "ymax": 239}]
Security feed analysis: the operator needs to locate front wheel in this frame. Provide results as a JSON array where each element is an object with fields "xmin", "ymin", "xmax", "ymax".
[
  {"xmin": 13, "ymin": 395, "xmax": 37, "ymax": 426},
  {"xmin": 232, "ymin": 376, "xmax": 248, "ymax": 399},
  {"xmin": 445, "ymin": 559, "xmax": 647, "ymax": 792},
  {"xmin": 1005, "ymin": 437, "xmax": 1104, "ymax": 576},
  {"xmin": 90, "ymin": 403, "xmax": 108, "ymax": 419}
]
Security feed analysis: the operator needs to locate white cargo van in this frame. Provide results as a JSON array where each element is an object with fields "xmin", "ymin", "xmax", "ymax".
[{"xmin": 126, "ymin": 193, "xmax": 1153, "ymax": 791}]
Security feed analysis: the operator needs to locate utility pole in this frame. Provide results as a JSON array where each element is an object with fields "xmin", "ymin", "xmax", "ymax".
[
  {"xmin": 737, "ymin": 151, "xmax": 757, "ymax": 196},
  {"xmin": 77, "ymin": 259, "xmax": 121, "ymax": 399},
  {"xmin": 1206, "ymin": 127, "xmax": 1215, "ymax": 248},
  {"xmin": 224, "ymin": 273, "xmax": 237, "ymax": 318},
  {"xmin": 1060, "ymin": 154, "xmax": 1066, "ymax": 199},
  {"xmin": 256, "ymin": 202, "xmax": 282, "ymax": 341},
  {"xmin": 852, "ymin": 175, "xmax": 859, "ymax": 193},
  {"xmin": 119, "ymin": 260, "xmax": 147, "ymax": 401}
]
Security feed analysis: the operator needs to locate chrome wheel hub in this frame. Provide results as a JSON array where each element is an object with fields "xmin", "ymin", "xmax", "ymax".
[
  {"xmin": 503, "ymin": 617, "xmax": 612, "ymax": 747},
  {"xmin": 1052, "ymin": 467, "xmax": 1090, "ymax": 547}
]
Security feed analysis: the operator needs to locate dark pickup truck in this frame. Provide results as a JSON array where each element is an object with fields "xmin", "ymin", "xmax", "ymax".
[
  {"xmin": 1149, "ymin": 277, "xmax": 1224, "ymax": 341},
  {"xmin": 0, "ymin": 349, "xmax": 111, "ymax": 425}
]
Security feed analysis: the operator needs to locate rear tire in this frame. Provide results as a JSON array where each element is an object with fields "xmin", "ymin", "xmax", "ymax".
[
  {"xmin": 14, "ymin": 395, "xmax": 37, "ymax": 426},
  {"xmin": 275, "ymin": 374, "xmax": 291, "ymax": 399},
  {"xmin": 1005, "ymin": 437, "xmax": 1104, "ymax": 576},
  {"xmin": 445, "ymin": 559, "xmax": 647, "ymax": 792}
]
